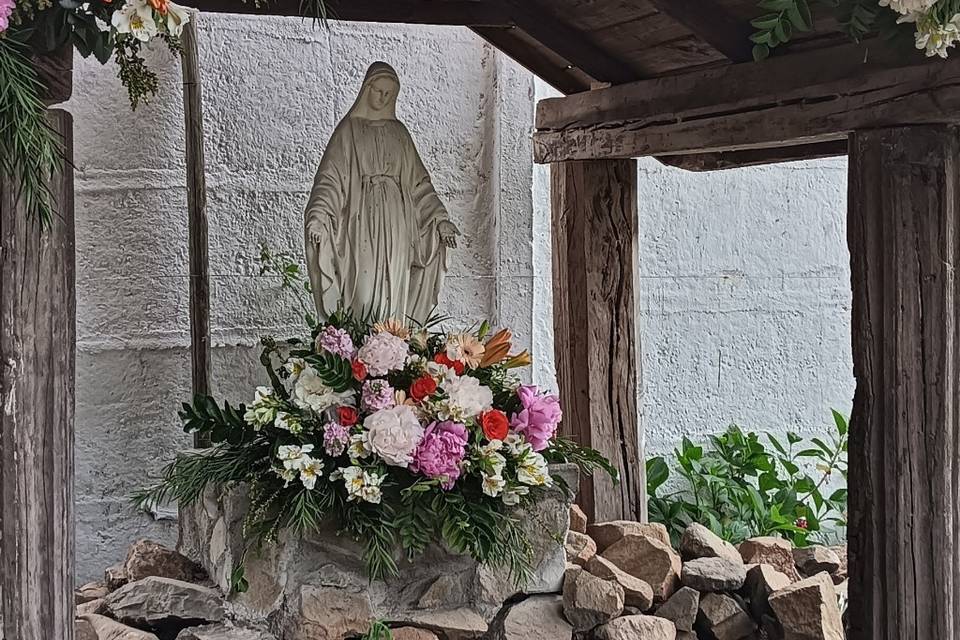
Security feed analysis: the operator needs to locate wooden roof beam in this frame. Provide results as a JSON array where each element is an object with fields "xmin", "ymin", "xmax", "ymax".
[
  {"xmin": 646, "ymin": 0, "xmax": 754, "ymax": 63},
  {"xmin": 189, "ymin": 0, "xmax": 513, "ymax": 26},
  {"xmin": 657, "ymin": 140, "xmax": 848, "ymax": 172},
  {"xmin": 472, "ymin": 26, "xmax": 593, "ymax": 94},
  {"xmin": 534, "ymin": 43, "xmax": 960, "ymax": 162}
]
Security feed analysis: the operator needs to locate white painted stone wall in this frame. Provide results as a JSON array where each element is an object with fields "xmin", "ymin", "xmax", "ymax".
[{"xmin": 66, "ymin": 20, "xmax": 854, "ymax": 582}]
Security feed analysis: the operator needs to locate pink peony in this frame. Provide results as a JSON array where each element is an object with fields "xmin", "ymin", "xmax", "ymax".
[
  {"xmin": 411, "ymin": 421, "xmax": 469, "ymax": 489},
  {"xmin": 510, "ymin": 385, "xmax": 562, "ymax": 451}
]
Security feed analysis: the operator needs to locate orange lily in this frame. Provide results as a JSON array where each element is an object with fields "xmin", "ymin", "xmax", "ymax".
[{"xmin": 480, "ymin": 329, "xmax": 512, "ymax": 367}]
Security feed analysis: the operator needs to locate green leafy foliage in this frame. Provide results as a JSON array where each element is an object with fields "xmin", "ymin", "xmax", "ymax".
[{"xmin": 647, "ymin": 411, "xmax": 848, "ymax": 547}]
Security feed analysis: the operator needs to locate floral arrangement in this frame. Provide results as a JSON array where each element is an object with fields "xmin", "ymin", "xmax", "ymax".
[
  {"xmin": 134, "ymin": 312, "xmax": 615, "ymax": 588},
  {"xmin": 750, "ymin": 0, "xmax": 960, "ymax": 60}
]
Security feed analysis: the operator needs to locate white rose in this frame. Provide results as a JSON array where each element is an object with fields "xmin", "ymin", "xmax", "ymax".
[
  {"xmin": 443, "ymin": 376, "xmax": 493, "ymax": 419},
  {"xmin": 363, "ymin": 405, "xmax": 424, "ymax": 467},
  {"xmin": 294, "ymin": 366, "xmax": 354, "ymax": 413},
  {"xmin": 357, "ymin": 332, "xmax": 409, "ymax": 376}
]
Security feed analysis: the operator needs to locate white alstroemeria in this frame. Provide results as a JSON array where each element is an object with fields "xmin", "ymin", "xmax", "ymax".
[
  {"xmin": 502, "ymin": 485, "xmax": 529, "ymax": 506},
  {"xmin": 293, "ymin": 366, "xmax": 354, "ymax": 414},
  {"xmin": 482, "ymin": 474, "xmax": 506, "ymax": 497},
  {"xmin": 909, "ymin": 12, "xmax": 960, "ymax": 58},
  {"xmin": 244, "ymin": 386, "xmax": 278, "ymax": 428},
  {"xmin": 278, "ymin": 444, "xmax": 314, "ymax": 470},
  {"xmin": 275, "ymin": 466, "xmax": 297, "ymax": 486},
  {"xmin": 111, "ymin": 0, "xmax": 158, "ymax": 42},
  {"xmin": 879, "ymin": 0, "xmax": 937, "ymax": 15},
  {"xmin": 339, "ymin": 466, "xmax": 366, "ymax": 499},
  {"xmin": 502, "ymin": 433, "xmax": 525, "ymax": 455},
  {"xmin": 274, "ymin": 411, "xmax": 303, "ymax": 436},
  {"xmin": 481, "ymin": 439, "xmax": 503, "ymax": 454},
  {"xmin": 299, "ymin": 456, "xmax": 323, "ymax": 490},
  {"xmin": 426, "ymin": 360, "xmax": 459, "ymax": 385},
  {"xmin": 359, "ymin": 471, "xmax": 385, "ymax": 504},
  {"xmin": 164, "ymin": 0, "xmax": 190, "ymax": 36},
  {"xmin": 284, "ymin": 357, "xmax": 308, "ymax": 384},
  {"xmin": 517, "ymin": 451, "xmax": 553, "ymax": 487},
  {"xmin": 348, "ymin": 432, "xmax": 372, "ymax": 461}
]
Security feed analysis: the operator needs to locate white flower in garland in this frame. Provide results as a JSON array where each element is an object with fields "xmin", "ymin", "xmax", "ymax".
[
  {"xmin": 482, "ymin": 474, "xmax": 506, "ymax": 497},
  {"xmin": 284, "ymin": 357, "xmax": 308, "ymax": 384},
  {"xmin": 905, "ymin": 11, "xmax": 960, "ymax": 57},
  {"xmin": 348, "ymin": 432, "xmax": 373, "ymax": 461},
  {"xmin": 274, "ymin": 411, "xmax": 303, "ymax": 436},
  {"xmin": 111, "ymin": 0, "xmax": 158, "ymax": 42},
  {"xmin": 879, "ymin": 0, "xmax": 937, "ymax": 15},
  {"xmin": 517, "ymin": 450, "xmax": 553, "ymax": 487},
  {"xmin": 441, "ymin": 376, "xmax": 493, "ymax": 421},
  {"xmin": 164, "ymin": 1, "xmax": 190, "ymax": 37},
  {"xmin": 338, "ymin": 466, "xmax": 385, "ymax": 503},
  {"xmin": 244, "ymin": 386, "xmax": 278, "ymax": 428},
  {"xmin": 502, "ymin": 485, "xmax": 530, "ymax": 506},
  {"xmin": 364, "ymin": 405, "xmax": 424, "ymax": 467},
  {"xmin": 299, "ymin": 456, "xmax": 324, "ymax": 490},
  {"xmin": 278, "ymin": 444, "xmax": 314, "ymax": 470},
  {"xmin": 293, "ymin": 366, "xmax": 354, "ymax": 414}
]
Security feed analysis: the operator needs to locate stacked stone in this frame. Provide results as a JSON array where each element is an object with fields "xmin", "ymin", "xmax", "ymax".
[{"xmin": 560, "ymin": 508, "xmax": 848, "ymax": 640}]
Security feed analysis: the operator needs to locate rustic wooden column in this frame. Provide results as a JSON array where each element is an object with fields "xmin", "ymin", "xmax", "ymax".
[
  {"xmin": 847, "ymin": 125, "xmax": 960, "ymax": 640},
  {"xmin": 551, "ymin": 159, "xmax": 644, "ymax": 522},
  {"xmin": 0, "ymin": 109, "xmax": 76, "ymax": 640}
]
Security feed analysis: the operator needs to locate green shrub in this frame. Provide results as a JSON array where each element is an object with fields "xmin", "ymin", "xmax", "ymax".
[{"xmin": 646, "ymin": 411, "xmax": 848, "ymax": 548}]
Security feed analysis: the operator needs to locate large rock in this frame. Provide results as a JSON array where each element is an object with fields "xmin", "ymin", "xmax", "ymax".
[
  {"xmin": 793, "ymin": 546, "xmax": 841, "ymax": 579},
  {"xmin": 654, "ymin": 586, "xmax": 699, "ymax": 632},
  {"xmin": 743, "ymin": 564, "xmax": 792, "ymax": 620},
  {"xmin": 175, "ymin": 623, "xmax": 276, "ymax": 639},
  {"xmin": 392, "ymin": 629, "xmax": 441, "ymax": 640},
  {"xmin": 738, "ymin": 537, "xmax": 802, "ymax": 582},
  {"xmin": 565, "ymin": 531, "xmax": 597, "ymax": 567},
  {"xmin": 76, "ymin": 619, "xmax": 98, "ymax": 640},
  {"xmin": 594, "ymin": 615, "xmax": 677, "ymax": 640},
  {"xmin": 77, "ymin": 598, "xmax": 106, "ymax": 617},
  {"xmin": 569, "ymin": 505, "xmax": 588, "ymax": 534},
  {"xmin": 696, "ymin": 593, "xmax": 756, "ymax": 640},
  {"xmin": 81, "ymin": 614, "xmax": 160, "ymax": 640},
  {"xmin": 602, "ymin": 533, "xmax": 681, "ymax": 603},
  {"xmin": 105, "ymin": 564, "xmax": 129, "ymax": 591},
  {"xmin": 178, "ymin": 464, "xmax": 579, "ymax": 633},
  {"xmin": 828, "ymin": 545, "xmax": 847, "ymax": 584},
  {"xmin": 561, "ymin": 566, "xmax": 624, "ymax": 631},
  {"xmin": 77, "ymin": 581, "xmax": 109, "ymax": 604},
  {"xmin": 681, "ymin": 557, "xmax": 746, "ymax": 592},
  {"xmin": 103, "ymin": 577, "xmax": 224, "ymax": 637},
  {"xmin": 680, "ymin": 523, "xmax": 742, "ymax": 564},
  {"xmin": 587, "ymin": 521, "xmax": 671, "ymax": 552},
  {"xmin": 502, "ymin": 595, "xmax": 572, "ymax": 640},
  {"xmin": 586, "ymin": 555, "xmax": 654, "ymax": 611},
  {"xmin": 768, "ymin": 573, "xmax": 844, "ymax": 640},
  {"xmin": 124, "ymin": 539, "xmax": 207, "ymax": 584}
]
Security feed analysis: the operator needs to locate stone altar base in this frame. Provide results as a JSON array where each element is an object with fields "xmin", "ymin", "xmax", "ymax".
[{"xmin": 177, "ymin": 464, "xmax": 579, "ymax": 640}]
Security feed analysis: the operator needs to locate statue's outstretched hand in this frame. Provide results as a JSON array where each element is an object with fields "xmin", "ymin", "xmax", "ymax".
[{"xmin": 438, "ymin": 220, "xmax": 460, "ymax": 249}]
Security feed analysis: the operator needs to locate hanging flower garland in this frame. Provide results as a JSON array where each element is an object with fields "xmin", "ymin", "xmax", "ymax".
[{"xmin": 750, "ymin": 0, "xmax": 960, "ymax": 60}]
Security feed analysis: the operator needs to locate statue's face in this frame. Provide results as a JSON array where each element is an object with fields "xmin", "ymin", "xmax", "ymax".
[{"xmin": 367, "ymin": 77, "xmax": 397, "ymax": 113}]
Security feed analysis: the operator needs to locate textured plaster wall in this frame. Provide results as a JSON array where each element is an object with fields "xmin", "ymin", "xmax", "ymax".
[{"xmin": 66, "ymin": 17, "xmax": 539, "ymax": 582}]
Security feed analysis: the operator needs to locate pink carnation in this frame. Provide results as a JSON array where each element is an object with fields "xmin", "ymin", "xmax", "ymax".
[
  {"xmin": 510, "ymin": 385, "xmax": 562, "ymax": 451},
  {"xmin": 411, "ymin": 421, "xmax": 468, "ymax": 489}
]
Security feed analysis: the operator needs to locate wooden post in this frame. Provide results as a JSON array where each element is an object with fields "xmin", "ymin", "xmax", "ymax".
[
  {"xmin": 0, "ymin": 109, "xmax": 76, "ymax": 640},
  {"xmin": 847, "ymin": 125, "xmax": 960, "ymax": 640},
  {"xmin": 182, "ymin": 19, "xmax": 212, "ymax": 448},
  {"xmin": 551, "ymin": 159, "xmax": 645, "ymax": 522}
]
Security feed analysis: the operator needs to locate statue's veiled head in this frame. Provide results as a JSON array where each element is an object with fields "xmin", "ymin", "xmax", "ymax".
[{"xmin": 348, "ymin": 61, "xmax": 400, "ymax": 121}]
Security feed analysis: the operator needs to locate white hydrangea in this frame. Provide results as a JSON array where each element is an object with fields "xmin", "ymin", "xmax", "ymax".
[
  {"xmin": 357, "ymin": 332, "xmax": 409, "ymax": 376},
  {"xmin": 363, "ymin": 405, "xmax": 424, "ymax": 467},
  {"xmin": 293, "ymin": 366, "xmax": 354, "ymax": 414},
  {"xmin": 441, "ymin": 376, "xmax": 493, "ymax": 420},
  {"xmin": 879, "ymin": 0, "xmax": 937, "ymax": 15}
]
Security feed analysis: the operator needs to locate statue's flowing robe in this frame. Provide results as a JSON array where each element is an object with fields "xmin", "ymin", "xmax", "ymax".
[{"xmin": 305, "ymin": 117, "xmax": 449, "ymax": 323}]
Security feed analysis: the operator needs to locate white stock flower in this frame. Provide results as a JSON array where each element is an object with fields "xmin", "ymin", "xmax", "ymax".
[
  {"xmin": 482, "ymin": 474, "xmax": 506, "ymax": 497},
  {"xmin": 364, "ymin": 405, "xmax": 424, "ymax": 467},
  {"xmin": 879, "ymin": 0, "xmax": 937, "ymax": 15},
  {"xmin": 274, "ymin": 411, "xmax": 303, "ymax": 435},
  {"xmin": 442, "ymin": 376, "xmax": 493, "ymax": 420},
  {"xmin": 357, "ymin": 332, "xmax": 409, "ymax": 376},
  {"xmin": 111, "ymin": 0, "xmax": 158, "ymax": 42},
  {"xmin": 299, "ymin": 457, "xmax": 323, "ymax": 490},
  {"xmin": 244, "ymin": 386, "xmax": 277, "ymax": 427},
  {"xmin": 164, "ymin": 1, "xmax": 190, "ymax": 36},
  {"xmin": 293, "ymin": 366, "xmax": 354, "ymax": 413}
]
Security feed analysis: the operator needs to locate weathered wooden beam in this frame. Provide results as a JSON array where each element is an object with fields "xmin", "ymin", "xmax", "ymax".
[
  {"xmin": 646, "ymin": 0, "xmax": 754, "ymax": 62},
  {"xmin": 847, "ymin": 125, "xmax": 960, "ymax": 640},
  {"xmin": 504, "ymin": 0, "xmax": 638, "ymax": 85},
  {"xmin": 472, "ymin": 26, "xmax": 592, "ymax": 94},
  {"xmin": 657, "ymin": 140, "xmax": 847, "ymax": 172},
  {"xmin": 182, "ymin": 20, "xmax": 212, "ymax": 448},
  {"xmin": 534, "ymin": 43, "xmax": 960, "ymax": 162},
  {"xmin": 0, "ymin": 109, "xmax": 76, "ymax": 640},
  {"xmin": 35, "ymin": 45, "xmax": 73, "ymax": 106},
  {"xmin": 189, "ymin": 0, "xmax": 512, "ymax": 26},
  {"xmin": 552, "ymin": 159, "xmax": 644, "ymax": 522}
]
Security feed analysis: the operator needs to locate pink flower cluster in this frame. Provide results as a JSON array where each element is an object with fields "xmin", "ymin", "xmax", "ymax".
[
  {"xmin": 323, "ymin": 422, "xmax": 351, "ymax": 457},
  {"xmin": 317, "ymin": 325, "xmax": 355, "ymax": 360},
  {"xmin": 411, "ymin": 421, "xmax": 468, "ymax": 489},
  {"xmin": 510, "ymin": 385, "xmax": 562, "ymax": 451},
  {"xmin": 0, "ymin": 0, "xmax": 16, "ymax": 33},
  {"xmin": 361, "ymin": 379, "xmax": 395, "ymax": 412}
]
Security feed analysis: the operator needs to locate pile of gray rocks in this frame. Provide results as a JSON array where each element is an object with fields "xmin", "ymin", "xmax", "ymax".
[{"xmin": 562, "ymin": 506, "xmax": 848, "ymax": 640}]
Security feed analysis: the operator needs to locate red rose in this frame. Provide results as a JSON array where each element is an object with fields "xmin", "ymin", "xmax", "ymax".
[
  {"xmin": 409, "ymin": 376, "xmax": 439, "ymax": 402},
  {"xmin": 351, "ymin": 359, "xmax": 367, "ymax": 382},
  {"xmin": 433, "ymin": 352, "xmax": 465, "ymax": 375},
  {"xmin": 337, "ymin": 406, "xmax": 359, "ymax": 427},
  {"xmin": 480, "ymin": 410, "xmax": 509, "ymax": 441}
]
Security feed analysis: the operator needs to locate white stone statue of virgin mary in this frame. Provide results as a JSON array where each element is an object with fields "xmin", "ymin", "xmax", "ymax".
[{"xmin": 304, "ymin": 61, "xmax": 460, "ymax": 325}]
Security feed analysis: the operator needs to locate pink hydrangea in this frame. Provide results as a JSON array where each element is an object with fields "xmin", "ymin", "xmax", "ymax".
[
  {"xmin": 362, "ymin": 379, "xmax": 395, "ymax": 412},
  {"xmin": 510, "ymin": 385, "xmax": 562, "ymax": 452},
  {"xmin": 357, "ymin": 331, "xmax": 408, "ymax": 376},
  {"xmin": 411, "ymin": 421, "xmax": 469, "ymax": 489},
  {"xmin": 323, "ymin": 421, "xmax": 350, "ymax": 456},
  {"xmin": 0, "ymin": 0, "xmax": 15, "ymax": 32},
  {"xmin": 317, "ymin": 325, "xmax": 356, "ymax": 360}
]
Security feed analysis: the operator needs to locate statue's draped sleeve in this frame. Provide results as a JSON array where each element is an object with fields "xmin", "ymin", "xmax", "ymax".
[
  {"xmin": 401, "ymin": 123, "xmax": 450, "ymax": 321},
  {"xmin": 304, "ymin": 121, "xmax": 355, "ymax": 320}
]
